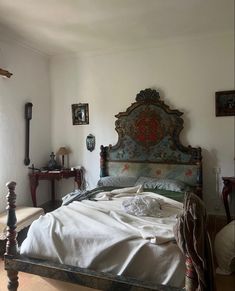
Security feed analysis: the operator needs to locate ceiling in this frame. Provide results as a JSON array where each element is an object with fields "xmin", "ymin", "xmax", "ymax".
[{"xmin": 0, "ymin": 0, "xmax": 233, "ymax": 56}]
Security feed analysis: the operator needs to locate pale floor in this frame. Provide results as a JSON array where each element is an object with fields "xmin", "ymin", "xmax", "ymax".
[{"xmin": 0, "ymin": 259, "xmax": 235, "ymax": 291}]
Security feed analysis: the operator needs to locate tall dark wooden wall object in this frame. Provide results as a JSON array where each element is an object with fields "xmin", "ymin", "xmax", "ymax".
[{"xmin": 24, "ymin": 102, "xmax": 33, "ymax": 166}]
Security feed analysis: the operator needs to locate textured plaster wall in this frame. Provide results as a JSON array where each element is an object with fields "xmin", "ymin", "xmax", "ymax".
[
  {"xmin": 50, "ymin": 33, "xmax": 234, "ymax": 215},
  {"xmin": 0, "ymin": 33, "xmax": 52, "ymax": 212}
]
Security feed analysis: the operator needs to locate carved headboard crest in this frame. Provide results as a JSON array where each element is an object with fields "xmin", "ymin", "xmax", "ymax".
[
  {"xmin": 136, "ymin": 88, "xmax": 160, "ymax": 102},
  {"xmin": 101, "ymin": 88, "xmax": 201, "ymax": 163},
  {"xmin": 114, "ymin": 88, "xmax": 184, "ymax": 150}
]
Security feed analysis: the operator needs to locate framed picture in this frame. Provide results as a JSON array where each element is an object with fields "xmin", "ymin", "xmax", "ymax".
[
  {"xmin": 71, "ymin": 103, "xmax": 89, "ymax": 125},
  {"xmin": 215, "ymin": 90, "xmax": 235, "ymax": 116}
]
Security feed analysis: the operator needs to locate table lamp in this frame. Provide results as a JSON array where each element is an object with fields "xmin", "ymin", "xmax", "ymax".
[{"xmin": 56, "ymin": 147, "xmax": 71, "ymax": 169}]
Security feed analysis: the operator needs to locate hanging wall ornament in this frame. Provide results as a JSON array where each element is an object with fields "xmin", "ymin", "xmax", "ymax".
[{"xmin": 86, "ymin": 134, "xmax": 95, "ymax": 152}]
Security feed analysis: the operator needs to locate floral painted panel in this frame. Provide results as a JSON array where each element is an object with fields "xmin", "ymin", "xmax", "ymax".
[{"xmin": 107, "ymin": 162, "xmax": 198, "ymax": 186}]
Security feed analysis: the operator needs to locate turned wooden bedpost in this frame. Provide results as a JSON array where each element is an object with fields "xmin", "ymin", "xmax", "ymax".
[
  {"xmin": 196, "ymin": 147, "xmax": 203, "ymax": 199},
  {"xmin": 5, "ymin": 181, "xmax": 19, "ymax": 291},
  {"xmin": 185, "ymin": 255, "xmax": 197, "ymax": 291},
  {"xmin": 100, "ymin": 145, "xmax": 107, "ymax": 177}
]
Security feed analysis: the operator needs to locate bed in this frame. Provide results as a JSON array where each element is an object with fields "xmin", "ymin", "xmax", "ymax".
[{"xmin": 4, "ymin": 88, "xmax": 214, "ymax": 291}]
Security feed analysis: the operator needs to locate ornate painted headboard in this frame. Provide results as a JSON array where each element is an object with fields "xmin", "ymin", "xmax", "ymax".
[{"xmin": 100, "ymin": 88, "xmax": 202, "ymax": 198}]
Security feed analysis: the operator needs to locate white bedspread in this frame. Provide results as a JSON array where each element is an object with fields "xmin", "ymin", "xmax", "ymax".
[{"xmin": 20, "ymin": 189, "xmax": 185, "ymax": 287}]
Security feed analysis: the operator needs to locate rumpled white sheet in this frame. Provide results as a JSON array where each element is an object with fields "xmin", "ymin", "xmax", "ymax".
[
  {"xmin": 20, "ymin": 188, "xmax": 185, "ymax": 287},
  {"xmin": 122, "ymin": 195, "xmax": 163, "ymax": 217},
  {"xmin": 94, "ymin": 185, "xmax": 143, "ymax": 200}
]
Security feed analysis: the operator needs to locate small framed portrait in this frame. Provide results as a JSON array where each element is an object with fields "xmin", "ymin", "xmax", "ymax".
[
  {"xmin": 72, "ymin": 103, "xmax": 89, "ymax": 125},
  {"xmin": 215, "ymin": 90, "xmax": 235, "ymax": 117}
]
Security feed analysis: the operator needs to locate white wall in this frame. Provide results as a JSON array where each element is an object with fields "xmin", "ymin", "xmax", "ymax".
[
  {"xmin": 0, "ymin": 30, "xmax": 52, "ymax": 212},
  {"xmin": 50, "ymin": 32, "xmax": 234, "ymax": 215}
]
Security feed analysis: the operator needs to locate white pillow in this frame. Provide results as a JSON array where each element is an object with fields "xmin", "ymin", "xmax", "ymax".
[{"xmin": 214, "ymin": 220, "xmax": 235, "ymax": 275}]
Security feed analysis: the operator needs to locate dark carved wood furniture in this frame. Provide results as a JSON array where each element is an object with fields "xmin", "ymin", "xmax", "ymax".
[
  {"xmin": 29, "ymin": 169, "xmax": 82, "ymax": 207},
  {"xmin": 4, "ymin": 89, "xmax": 212, "ymax": 291},
  {"xmin": 100, "ymin": 88, "xmax": 202, "ymax": 199},
  {"xmin": 221, "ymin": 176, "xmax": 235, "ymax": 223}
]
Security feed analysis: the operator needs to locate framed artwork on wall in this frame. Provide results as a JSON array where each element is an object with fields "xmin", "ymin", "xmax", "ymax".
[
  {"xmin": 215, "ymin": 90, "xmax": 235, "ymax": 116},
  {"xmin": 72, "ymin": 103, "xmax": 89, "ymax": 125}
]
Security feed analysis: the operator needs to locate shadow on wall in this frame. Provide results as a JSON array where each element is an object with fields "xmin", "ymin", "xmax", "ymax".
[{"xmin": 202, "ymin": 148, "xmax": 224, "ymax": 214}]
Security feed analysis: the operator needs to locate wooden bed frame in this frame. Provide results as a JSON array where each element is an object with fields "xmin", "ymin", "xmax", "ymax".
[{"xmin": 4, "ymin": 89, "xmax": 213, "ymax": 291}]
